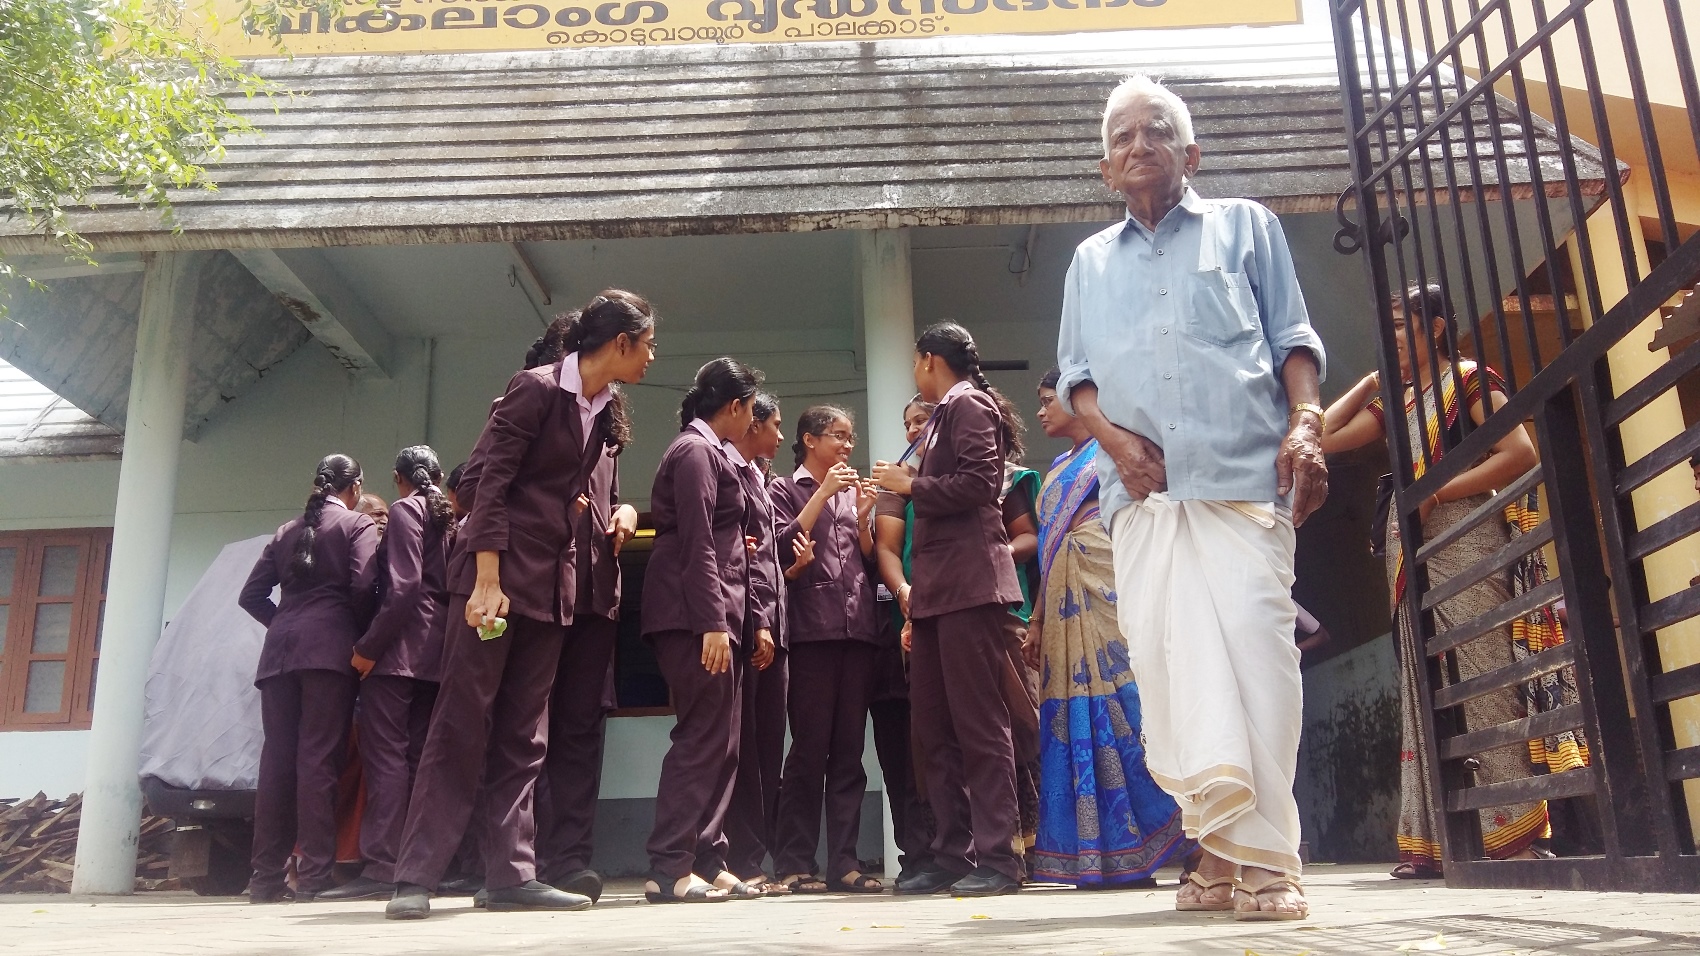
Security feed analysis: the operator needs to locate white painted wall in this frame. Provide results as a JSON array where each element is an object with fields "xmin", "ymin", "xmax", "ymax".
[{"xmin": 0, "ymin": 731, "xmax": 90, "ymax": 799}]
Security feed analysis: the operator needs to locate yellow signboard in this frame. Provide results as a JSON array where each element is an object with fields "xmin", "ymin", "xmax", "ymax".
[{"xmin": 203, "ymin": 0, "xmax": 1301, "ymax": 56}]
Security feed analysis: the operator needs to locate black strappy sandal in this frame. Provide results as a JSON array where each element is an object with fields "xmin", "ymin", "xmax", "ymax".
[
  {"xmin": 780, "ymin": 874, "xmax": 831, "ymax": 894},
  {"xmin": 645, "ymin": 875, "xmax": 731, "ymax": 904},
  {"xmin": 712, "ymin": 872, "xmax": 764, "ymax": 900},
  {"xmin": 827, "ymin": 870, "xmax": 885, "ymax": 894}
]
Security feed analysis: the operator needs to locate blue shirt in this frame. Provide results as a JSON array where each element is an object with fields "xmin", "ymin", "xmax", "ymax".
[{"xmin": 1055, "ymin": 188, "xmax": 1325, "ymax": 522}]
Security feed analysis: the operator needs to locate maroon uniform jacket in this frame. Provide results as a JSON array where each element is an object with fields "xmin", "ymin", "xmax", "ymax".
[
  {"xmin": 240, "ymin": 497, "xmax": 381, "ymax": 684},
  {"xmin": 355, "ymin": 492, "xmax": 450, "ymax": 682},
  {"xmin": 906, "ymin": 388, "xmax": 1023, "ymax": 619},
  {"xmin": 769, "ymin": 469, "xmax": 879, "ymax": 646},
  {"xmin": 568, "ymin": 446, "xmax": 622, "ymax": 620},
  {"xmin": 642, "ymin": 426, "xmax": 750, "ymax": 642},
  {"xmin": 451, "ymin": 359, "xmax": 610, "ymax": 625},
  {"xmin": 739, "ymin": 464, "xmax": 781, "ymax": 643}
]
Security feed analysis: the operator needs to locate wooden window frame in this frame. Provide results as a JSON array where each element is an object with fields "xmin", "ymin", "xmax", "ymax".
[{"xmin": 0, "ymin": 528, "xmax": 110, "ymax": 731}]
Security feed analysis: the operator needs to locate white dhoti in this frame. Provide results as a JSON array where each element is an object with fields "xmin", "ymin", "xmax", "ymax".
[{"xmin": 1110, "ymin": 494, "xmax": 1304, "ymax": 876}]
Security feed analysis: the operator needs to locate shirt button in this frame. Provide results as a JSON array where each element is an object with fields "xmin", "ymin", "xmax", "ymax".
[
  {"xmin": 1168, "ymin": 423, "xmax": 1177, "ymax": 430},
  {"xmin": 1164, "ymin": 372, "xmax": 1172, "ymax": 380},
  {"xmin": 1159, "ymin": 289, "xmax": 1168, "ymax": 295},
  {"xmin": 1157, "ymin": 249, "xmax": 1165, "ymax": 256},
  {"xmin": 1160, "ymin": 327, "xmax": 1169, "ymax": 334}
]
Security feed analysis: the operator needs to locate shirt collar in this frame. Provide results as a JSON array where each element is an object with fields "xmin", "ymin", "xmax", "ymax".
[
  {"xmin": 792, "ymin": 464, "xmax": 814, "ymax": 483},
  {"xmin": 1116, "ymin": 186, "xmax": 1206, "ymax": 238},
  {"xmin": 325, "ymin": 494, "xmax": 349, "ymax": 511},
  {"xmin": 688, "ymin": 418, "xmax": 743, "ymax": 464},
  {"xmin": 937, "ymin": 379, "xmax": 976, "ymax": 405},
  {"xmin": 558, "ymin": 352, "xmax": 613, "ymax": 418},
  {"xmin": 725, "ymin": 442, "xmax": 750, "ymax": 468}
]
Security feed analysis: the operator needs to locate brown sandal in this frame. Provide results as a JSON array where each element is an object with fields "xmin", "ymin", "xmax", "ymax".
[
  {"xmin": 1175, "ymin": 871, "xmax": 1236, "ymax": 912},
  {"xmin": 1233, "ymin": 875, "xmax": 1308, "ymax": 922},
  {"xmin": 827, "ymin": 870, "xmax": 885, "ymax": 894},
  {"xmin": 780, "ymin": 873, "xmax": 830, "ymax": 894}
]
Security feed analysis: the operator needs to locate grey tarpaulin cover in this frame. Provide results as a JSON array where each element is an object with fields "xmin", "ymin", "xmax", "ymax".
[{"xmin": 138, "ymin": 535, "xmax": 271, "ymax": 791}]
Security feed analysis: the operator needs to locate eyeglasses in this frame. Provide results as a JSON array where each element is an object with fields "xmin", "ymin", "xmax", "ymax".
[{"xmin": 826, "ymin": 431, "xmax": 857, "ymax": 443}]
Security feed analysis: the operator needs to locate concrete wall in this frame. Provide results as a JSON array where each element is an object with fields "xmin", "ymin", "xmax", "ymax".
[{"xmin": 1295, "ymin": 633, "xmax": 1401, "ymax": 863}]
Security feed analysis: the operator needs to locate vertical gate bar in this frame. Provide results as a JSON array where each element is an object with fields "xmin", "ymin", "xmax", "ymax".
[
  {"xmin": 1571, "ymin": 8, "xmax": 1641, "ymax": 287},
  {"xmin": 1533, "ymin": 383, "xmax": 1651, "ymax": 859},
  {"xmin": 1455, "ymin": 0, "xmax": 1536, "ymax": 391},
  {"xmin": 1607, "ymin": 0, "xmax": 1680, "ymax": 251},
  {"xmin": 1490, "ymin": 0, "xmax": 1580, "ymax": 375},
  {"xmin": 1416, "ymin": 0, "xmax": 1505, "ymax": 417},
  {"xmin": 1470, "ymin": 0, "xmax": 1548, "ymax": 376},
  {"xmin": 1393, "ymin": 0, "xmax": 1480, "ymax": 454},
  {"xmin": 1663, "ymin": 0, "xmax": 1700, "ymax": 161},
  {"xmin": 1529, "ymin": 0, "xmax": 1608, "ymax": 327}
]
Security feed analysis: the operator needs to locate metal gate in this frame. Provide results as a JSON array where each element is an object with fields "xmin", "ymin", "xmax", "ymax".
[{"xmin": 1329, "ymin": 0, "xmax": 1700, "ymax": 890}]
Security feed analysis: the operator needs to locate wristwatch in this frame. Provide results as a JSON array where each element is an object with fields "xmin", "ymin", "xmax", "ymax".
[{"xmin": 1290, "ymin": 402, "xmax": 1325, "ymax": 431}]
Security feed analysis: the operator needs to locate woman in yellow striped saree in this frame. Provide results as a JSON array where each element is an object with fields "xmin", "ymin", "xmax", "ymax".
[{"xmin": 1322, "ymin": 283, "xmax": 1583, "ymax": 878}]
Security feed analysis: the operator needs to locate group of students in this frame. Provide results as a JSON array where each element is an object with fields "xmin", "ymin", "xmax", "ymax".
[{"xmin": 236, "ymin": 287, "xmax": 1190, "ymax": 915}]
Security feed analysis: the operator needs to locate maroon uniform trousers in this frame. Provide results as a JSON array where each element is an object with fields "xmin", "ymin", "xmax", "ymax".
[
  {"xmin": 355, "ymin": 675, "xmax": 438, "ymax": 883},
  {"xmin": 724, "ymin": 646, "xmax": 788, "ymax": 878},
  {"xmin": 252, "ymin": 669, "xmax": 359, "ymax": 895},
  {"xmin": 394, "ymin": 604, "xmax": 565, "ymax": 891},
  {"xmin": 908, "ymin": 602, "xmax": 1021, "ymax": 881},
  {"xmin": 772, "ymin": 641, "xmax": 877, "ymax": 879},
  {"xmin": 536, "ymin": 613, "xmax": 619, "ymax": 879},
  {"xmin": 646, "ymin": 630, "xmax": 743, "ymax": 881}
]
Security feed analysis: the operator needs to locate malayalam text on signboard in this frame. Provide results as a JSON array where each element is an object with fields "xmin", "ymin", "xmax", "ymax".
[{"xmin": 203, "ymin": 0, "xmax": 1302, "ymax": 55}]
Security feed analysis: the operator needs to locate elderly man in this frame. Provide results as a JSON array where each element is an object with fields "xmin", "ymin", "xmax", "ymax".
[{"xmin": 1055, "ymin": 75, "xmax": 1327, "ymax": 921}]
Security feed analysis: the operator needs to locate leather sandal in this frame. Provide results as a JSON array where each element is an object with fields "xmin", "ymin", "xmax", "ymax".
[
  {"xmin": 1175, "ymin": 870, "xmax": 1236, "ymax": 912},
  {"xmin": 1233, "ymin": 875, "xmax": 1308, "ymax": 922},
  {"xmin": 780, "ymin": 873, "xmax": 830, "ymax": 894},
  {"xmin": 644, "ymin": 876, "xmax": 730, "ymax": 904},
  {"xmin": 827, "ymin": 870, "xmax": 885, "ymax": 894},
  {"xmin": 711, "ymin": 872, "xmax": 764, "ymax": 900}
]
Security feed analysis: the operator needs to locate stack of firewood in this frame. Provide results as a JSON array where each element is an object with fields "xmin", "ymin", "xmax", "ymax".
[{"xmin": 0, "ymin": 793, "xmax": 178, "ymax": 893}]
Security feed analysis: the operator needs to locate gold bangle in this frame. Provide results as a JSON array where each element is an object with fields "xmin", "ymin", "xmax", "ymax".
[{"xmin": 1290, "ymin": 402, "xmax": 1325, "ymax": 431}]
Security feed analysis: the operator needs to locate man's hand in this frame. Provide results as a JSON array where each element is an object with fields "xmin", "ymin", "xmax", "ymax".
[
  {"xmin": 753, "ymin": 628, "xmax": 776, "ymax": 670},
  {"xmin": 1098, "ymin": 427, "xmax": 1167, "ymax": 500},
  {"xmin": 1277, "ymin": 417, "xmax": 1328, "ymax": 527},
  {"xmin": 702, "ymin": 631, "xmax": 733, "ymax": 674},
  {"xmin": 608, "ymin": 504, "xmax": 639, "ymax": 555}
]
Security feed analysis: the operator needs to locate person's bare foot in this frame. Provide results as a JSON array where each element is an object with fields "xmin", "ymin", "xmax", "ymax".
[
  {"xmin": 1175, "ymin": 851, "xmax": 1235, "ymax": 909},
  {"xmin": 1234, "ymin": 865, "xmax": 1307, "ymax": 920}
]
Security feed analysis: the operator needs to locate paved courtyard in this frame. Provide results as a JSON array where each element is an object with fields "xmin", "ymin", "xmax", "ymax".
[{"xmin": 2, "ymin": 864, "xmax": 1697, "ymax": 955}]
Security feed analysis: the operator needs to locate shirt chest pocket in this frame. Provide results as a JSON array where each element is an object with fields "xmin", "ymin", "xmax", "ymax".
[{"xmin": 1185, "ymin": 269, "xmax": 1262, "ymax": 347}]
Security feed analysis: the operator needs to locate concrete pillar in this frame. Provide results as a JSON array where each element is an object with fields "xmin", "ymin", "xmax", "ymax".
[
  {"xmin": 72, "ymin": 252, "xmax": 202, "ymax": 895},
  {"xmin": 858, "ymin": 228, "xmax": 915, "ymax": 878},
  {"xmin": 1567, "ymin": 184, "xmax": 1700, "ymax": 835},
  {"xmin": 859, "ymin": 229, "xmax": 917, "ymax": 465}
]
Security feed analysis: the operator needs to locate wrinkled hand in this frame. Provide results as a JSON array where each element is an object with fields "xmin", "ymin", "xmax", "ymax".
[
  {"xmin": 351, "ymin": 651, "xmax": 376, "ymax": 679},
  {"xmin": 607, "ymin": 504, "xmax": 638, "ymax": 555},
  {"xmin": 900, "ymin": 619, "xmax": 913, "ymax": 653},
  {"xmin": 1099, "ymin": 427, "xmax": 1166, "ymax": 500},
  {"xmin": 1276, "ymin": 419, "xmax": 1328, "ymax": 527},
  {"xmin": 1020, "ymin": 621, "xmax": 1041, "ymax": 671},
  {"xmin": 753, "ymin": 628, "xmax": 776, "ymax": 671},
  {"xmin": 872, "ymin": 460, "xmax": 915, "ymax": 496},
  {"xmin": 702, "ymin": 631, "xmax": 733, "ymax": 674}
]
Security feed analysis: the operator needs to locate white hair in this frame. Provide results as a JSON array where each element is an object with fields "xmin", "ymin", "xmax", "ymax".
[{"xmin": 1101, "ymin": 75, "xmax": 1195, "ymax": 158}]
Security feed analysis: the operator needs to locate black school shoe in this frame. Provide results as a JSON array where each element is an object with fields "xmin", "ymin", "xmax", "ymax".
[
  {"xmin": 551, "ymin": 869, "xmax": 605, "ymax": 905},
  {"xmin": 484, "ymin": 879, "xmax": 593, "ymax": 912},
  {"xmin": 247, "ymin": 884, "xmax": 296, "ymax": 904},
  {"xmin": 385, "ymin": 883, "xmax": 432, "ymax": 920},
  {"xmin": 436, "ymin": 876, "xmax": 483, "ymax": 896},
  {"xmin": 893, "ymin": 864, "xmax": 959, "ymax": 895},
  {"xmin": 950, "ymin": 867, "xmax": 1021, "ymax": 897},
  {"xmin": 314, "ymin": 876, "xmax": 396, "ymax": 901}
]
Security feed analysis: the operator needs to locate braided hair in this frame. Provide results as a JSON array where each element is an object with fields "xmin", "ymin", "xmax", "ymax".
[
  {"xmin": 914, "ymin": 321, "xmax": 1026, "ymax": 462},
  {"xmin": 394, "ymin": 445, "xmax": 454, "ymax": 541},
  {"xmin": 291, "ymin": 454, "xmax": 362, "ymax": 583},
  {"xmin": 525, "ymin": 289, "xmax": 657, "ymax": 455},
  {"xmin": 791, "ymin": 404, "xmax": 853, "ymax": 469}
]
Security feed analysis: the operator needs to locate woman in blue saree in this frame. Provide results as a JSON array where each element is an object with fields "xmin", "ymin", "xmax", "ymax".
[{"xmin": 1025, "ymin": 369, "xmax": 1190, "ymax": 887}]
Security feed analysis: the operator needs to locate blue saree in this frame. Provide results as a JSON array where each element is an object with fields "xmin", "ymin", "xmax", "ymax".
[{"xmin": 1032, "ymin": 440, "xmax": 1191, "ymax": 885}]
